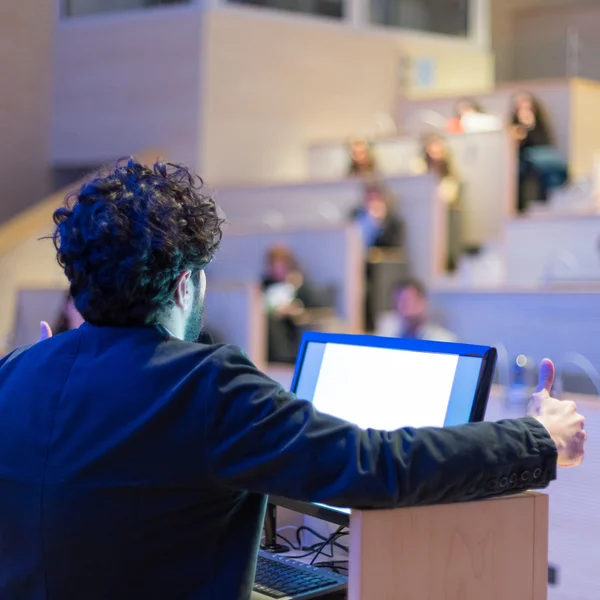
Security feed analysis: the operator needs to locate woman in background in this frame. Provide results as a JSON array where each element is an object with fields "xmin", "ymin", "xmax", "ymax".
[
  {"xmin": 262, "ymin": 245, "xmax": 319, "ymax": 364},
  {"xmin": 347, "ymin": 138, "xmax": 377, "ymax": 178},
  {"xmin": 510, "ymin": 91, "xmax": 568, "ymax": 212},
  {"xmin": 413, "ymin": 134, "xmax": 462, "ymax": 271},
  {"xmin": 53, "ymin": 291, "xmax": 85, "ymax": 335}
]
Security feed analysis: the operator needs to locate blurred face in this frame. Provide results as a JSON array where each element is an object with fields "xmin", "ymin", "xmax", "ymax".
[
  {"xmin": 515, "ymin": 93, "xmax": 536, "ymax": 124},
  {"xmin": 517, "ymin": 105, "xmax": 535, "ymax": 127},
  {"xmin": 269, "ymin": 259, "xmax": 290, "ymax": 282},
  {"xmin": 395, "ymin": 286, "xmax": 427, "ymax": 325},
  {"xmin": 426, "ymin": 138, "xmax": 446, "ymax": 161},
  {"xmin": 183, "ymin": 270, "xmax": 206, "ymax": 342},
  {"xmin": 365, "ymin": 190, "xmax": 387, "ymax": 220},
  {"xmin": 351, "ymin": 141, "xmax": 369, "ymax": 164},
  {"xmin": 515, "ymin": 92, "xmax": 533, "ymax": 111}
]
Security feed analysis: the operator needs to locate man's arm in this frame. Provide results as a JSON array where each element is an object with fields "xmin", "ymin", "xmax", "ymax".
[{"xmin": 203, "ymin": 346, "xmax": 557, "ymax": 509}]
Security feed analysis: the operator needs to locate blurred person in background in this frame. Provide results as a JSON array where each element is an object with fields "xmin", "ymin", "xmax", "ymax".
[
  {"xmin": 262, "ymin": 244, "xmax": 320, "ymax": 364},
  {"xmin": 446, "ymin": 98, "xmax": 484, "ymax": 134},
  {"xmin": 510, "ymin": 91, "xmax": 568, "ymax": 213},
  {"xmin": 53, "ymin": 291, "xmax": 85, "ymax": 335},
  {"xmin": 350, "ymin": 183, "xmax": 403, "ymax": 251},
  {"xmin": 347, "ymin": 137, "xmax": 377, "ymax": 177},
  {"xmin": 413, "ymin": 134, "xmax": 462, "ymax": 271},
  {"xmin": 350, "ymin": 184, "xmax": 403, "ymax": 331},
  {"xmin": 376, "ymin": 277, "xmax": 457, "ymax": 343}
]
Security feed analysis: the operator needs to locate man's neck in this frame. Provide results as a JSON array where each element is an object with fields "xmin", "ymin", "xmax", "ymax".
[{"xmin": 158, "ymin": 318, "xmax": 183, "ymax": 340}]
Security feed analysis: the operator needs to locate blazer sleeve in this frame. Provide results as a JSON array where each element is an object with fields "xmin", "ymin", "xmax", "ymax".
[{"xmin": 203, "ymin": 345, "xmax": 557, "ymax": 509}]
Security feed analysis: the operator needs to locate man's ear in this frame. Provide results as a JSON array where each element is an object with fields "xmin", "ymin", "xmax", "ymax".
[{"xmin": 174, "ymin": 270, "xmax": 192, "ymax": 310}]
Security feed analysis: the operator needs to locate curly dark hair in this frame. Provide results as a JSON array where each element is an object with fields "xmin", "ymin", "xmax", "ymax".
[{"xmin": 52, "ymin": 158, "xmax": 224, "ymax": 326}]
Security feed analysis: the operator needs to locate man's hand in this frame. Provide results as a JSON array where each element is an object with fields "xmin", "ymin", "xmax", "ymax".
[
  {"xmin": 38, "ymin": 321, "xmax": 53, "ymax": 342},
  {"xmin": 528, "ymin": 358, "xmax": 586, "ymax": 467}
]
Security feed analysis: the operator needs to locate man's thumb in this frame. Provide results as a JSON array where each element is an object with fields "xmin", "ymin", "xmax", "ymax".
[
  {"xmin": 536, "ymin": 358, "xmax": 555, "ymax": 394},
  {"xmin": 39, "ymin": 321, "xmax": 53, "ymax": 342}
]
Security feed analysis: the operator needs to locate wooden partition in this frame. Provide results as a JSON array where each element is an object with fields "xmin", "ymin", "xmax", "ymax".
[
  {"xmin": 203, "ymin": 281, "xmax": 266, "ymax": 369},
  {"xmin": 429, "ymin": 286, "xmax": 600, "ymax": 376},
  {"xmin": 208, "ymin": 223, "xmax": 364, "ymax": 333},
  {"xmin": 307, "ymin": 130, "xmax": 516, "ymax": 246},
  {"xmin": 213, "ymin": 178, "xmax": 363, "ymax": 228},
  {"xmin": 8, "ymin": 288, "xmax": 67, "ymax": 351},
  {"xmin": 397, "ymin": 77, "xmax": 600, "ymax": 181},
  {"xmin": 383, "ymin": 175, "xmax": 445, "ymax": 281},
  {"xmin": 504, "ymin": 213, "xmax": 600, "ymax": 285},
  {"xmin": 348, "ymin": 493, "xmax": 548, "ymax": 599},
  {"xmin": 213, "ymin": 174, "xmax": 444, "ymax": 284},
  {"xmin": 6, "ymin": 282, "xmax": 266, "ymax": 369},
  {"xmin": 307, "ymin": 140, "xmax": 418, "ymax": 181}
]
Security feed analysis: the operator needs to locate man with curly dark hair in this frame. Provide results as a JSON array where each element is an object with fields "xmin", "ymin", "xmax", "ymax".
[
  {"xmin": 53, "ymin": 158, "xmax": 222, "ymax": 340},
  {"xmin": 0, "ymin": 158, "xmax": 586, "ymax": 600}
]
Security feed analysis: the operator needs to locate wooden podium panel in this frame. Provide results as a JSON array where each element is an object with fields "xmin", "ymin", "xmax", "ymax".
[{"xmin": 348, "ymin": 492, "xmax": 548, "ymax": 600}]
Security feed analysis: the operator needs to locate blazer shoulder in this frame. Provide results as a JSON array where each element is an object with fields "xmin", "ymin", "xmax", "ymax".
[
  {"xmin": 164, "ymin": 339, "xmax": 251, "ymax": 370},
  {"xmin": 0, "ymin": 344, "xmax": 34, "ymax": 369}
]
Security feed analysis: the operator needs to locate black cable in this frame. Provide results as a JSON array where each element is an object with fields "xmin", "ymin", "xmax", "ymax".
[
  {"xmin": 310, "ymin": 526, "xmax": 347, "ymax": 566},
  {"xmin": 309, "ymin": 530, "xmax": 348, "ymax": 556},
  {"xmin": 295, "ymin": 525, "xmax": 320, "ymax": 549},
  {"xmin": 295, "ymin": 526, "xmax": 349, "ymax": 553},
  {"xmin": 264, "ymin": 525, "xmax": 350, "ymax": 561}
]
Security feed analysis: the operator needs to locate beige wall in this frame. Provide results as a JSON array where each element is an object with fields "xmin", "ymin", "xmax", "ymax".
[
  {"xmin": 0, "ymin": 1, "xmax": 53, "ymax": 223},
  {"xmin": 52, "ymin": 5, "xmax": 204, "ymax": 168},
  {"xmin": 201, "ymin": 7, "xmax": 493, "ymax": 184},
  {"xmin": 491, "ymin": 0, "xmax": 599, "ymax": 82},
  {"xmin": 400, "ymin": 36, "xmax": 494, "ymax": 99}
]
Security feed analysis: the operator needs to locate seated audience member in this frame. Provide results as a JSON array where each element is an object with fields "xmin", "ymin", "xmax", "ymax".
[
  {"xmin": 350, "ymin": 184, "xmax": 403, "ymax": 251},
  {"xmin": 262, "ymin": 244, "xmax": 320, "ymax": 364},
  {"xmin": 413, "ymin": 134, "xmax": 462, "ymax": 271},
  {"xmin": 350, "ymin": 184, "xmax": 403, "ymax": 331},
  {"xmin": 376, "ymin": 277, "xmax": 457, "ymax": 343},
  {"xmin": 0, "ymin": 159, "xmax": 586, "ymax": 600},
  {"xmin": 446, "ymin": 98, "xmax": 484, "ymax": 134},
  {"xmin": 509, "ymin": 91, "xmax": 568, "ymax": 212},
  {"xmin": 347, "ymin": 137, "xmax": 377, "ymax": 177},
  {"xmin": 53, "ymin": 291, "xmax": 85, "ymax": 334}
]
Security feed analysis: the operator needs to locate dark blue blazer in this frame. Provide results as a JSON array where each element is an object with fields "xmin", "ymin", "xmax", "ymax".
[{"xmin": 0, "ymin": 324, "xmax": 557, "ymax": 599}]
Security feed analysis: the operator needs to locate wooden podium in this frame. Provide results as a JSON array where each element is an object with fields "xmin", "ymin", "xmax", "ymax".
[{"xmin": 347, "ymin": 492, "xmax": 548, "ymax": 600}]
